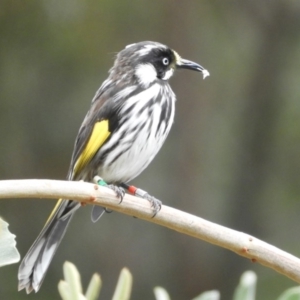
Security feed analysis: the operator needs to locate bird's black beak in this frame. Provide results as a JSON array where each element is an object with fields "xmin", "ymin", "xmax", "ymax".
[{"xmin": 177, "ymin": 58, "xmax": 210, "ymax": 79}]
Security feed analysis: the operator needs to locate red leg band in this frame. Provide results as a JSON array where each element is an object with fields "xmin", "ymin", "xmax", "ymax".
[{"xmin": 128, "ymin": 185, "xmax": 137, "ymax": 195}]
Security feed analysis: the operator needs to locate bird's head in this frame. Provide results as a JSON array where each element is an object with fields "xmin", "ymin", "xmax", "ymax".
[{"xmin": 110, "ymin": 41, "xmax": 209, "ymax": 87}]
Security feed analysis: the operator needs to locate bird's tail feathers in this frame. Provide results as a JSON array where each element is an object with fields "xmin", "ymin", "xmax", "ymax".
[{"xmin": 18, "ymin": 200, "xmax": 78, "ymax": 293}]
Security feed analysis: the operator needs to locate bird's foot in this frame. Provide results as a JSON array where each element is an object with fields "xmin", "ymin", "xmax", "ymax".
[
  {"xmin": 93, "ymin": 176, "xmax": 125, "ymax": 203},
  {"xmin": 107, "ymin": 184, "xmax": 125, "ymax": 203},
  {"xmin": 121, "ymin": 183, "xmax": 162, "ymax": 217},
  {"xmin": 93, "ymin": 177, "xmax": 162, "ymax": 217}
]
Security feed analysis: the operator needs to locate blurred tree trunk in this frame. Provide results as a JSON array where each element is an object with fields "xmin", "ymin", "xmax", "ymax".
[
  {"xmin": 230, "ymin": 1, "xmax": 299, "ymax": 236},
  {"xmin": 221, "ymin": 2, "xmax": 300, "ymax": 298},
  {"xmin": 159, "ymin": 1, "xmax": 300, "ymax": 299}
]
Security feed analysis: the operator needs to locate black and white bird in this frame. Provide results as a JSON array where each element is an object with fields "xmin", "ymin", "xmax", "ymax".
[{"xmin": 18, "ymin": 41, "xmax": 209, "ymax": 293}]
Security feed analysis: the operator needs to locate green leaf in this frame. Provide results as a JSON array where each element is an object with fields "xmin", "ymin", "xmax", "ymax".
[
  {"xmin": 61, "ymin": 261, "xmax": 84, "ymax": 300},
  {"xmin": 153, "ymin": 286, "xmax": 171, "ymax": 300},
  {"xmin": 192, "ymin": 290, "xmax": 220, "ymax": 300},
  {"xmin": 276, "ymin": 286, "xmax": 300, "ymax": 300},
  {"xmin": 85, "ymin": 273, "xmax": 101, "ymax": 300},
  {"xmin": 58, "ymin": 280, "xmax": 72, "ymax": 300},
  {"xmin": 232, "ymin": 270, "xmax": 256, "ymax": 300},
  {"xmin": 0, "ymin": 218, "xmax": 20, "ymax": 267},
  {"xmin": 112, "ymin": 268, "xmax": 133, "ymax": 300}
]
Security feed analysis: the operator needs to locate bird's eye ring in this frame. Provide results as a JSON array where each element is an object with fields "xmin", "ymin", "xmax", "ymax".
[{"xmin": 162, "ymin": 57, "xmax": 169, "ymax": 65}]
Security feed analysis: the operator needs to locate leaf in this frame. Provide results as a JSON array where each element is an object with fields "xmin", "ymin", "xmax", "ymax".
[
  {"xmin": 112, "ymin": 268, "xmax": 133, "ymax": 300},
  {"xmin": 58, "ymin": 261, "xmax": 85, "ymax": 300},
  {"xmin": 85, "ymin": 273, "xmax": 101, "ymax": 300},
  {"xmin": 232, "ymin": 270, "xmax": 256, "ymax": 300},
  {"xmin": 0, "ymin": 218, "xmax": 20, "ymax": 267},
  {"xmin": 276, "ymin": 286, "xmax": 300, "ymax": 300},
  {"xmin": 154, "ymin": 286, "xmax": 171, "ymax": 300},
  {"xmin": 192, "ymin": 290, "xmax": 220, "ymax": 300}
]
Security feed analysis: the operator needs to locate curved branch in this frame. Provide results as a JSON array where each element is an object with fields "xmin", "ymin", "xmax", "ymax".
[{"xmin": 1, "ymin": 179, "xmax": 300, "ymax": 283}]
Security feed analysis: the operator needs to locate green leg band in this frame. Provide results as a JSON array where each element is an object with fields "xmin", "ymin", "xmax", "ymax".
[
  {"xmin": 98, "ymin": 179, "xmax": 107, "ymax": 187},
  {"xmin": 93, "ymin": 176, "xmax": 108, "ymax": 186}
]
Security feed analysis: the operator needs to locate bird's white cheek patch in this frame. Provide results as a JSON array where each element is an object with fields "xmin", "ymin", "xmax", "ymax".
[
  {"xmin": 162, "ymin": 68, "xmax": 174, "ymax": 80},
  {"xmin": 135, "ymin": 64, "xmax": 157, "ymax": 87}
]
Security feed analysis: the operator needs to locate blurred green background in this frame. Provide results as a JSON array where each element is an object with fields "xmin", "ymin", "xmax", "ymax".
[{"xmin": 1, "ymin": 0, "xmax": 300, "ymax": 299}]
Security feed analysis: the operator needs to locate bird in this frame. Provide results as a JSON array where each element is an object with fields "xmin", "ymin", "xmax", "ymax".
[{"xmin": 18, "ymin": 41, "xmax": 209, "ymax": 293}]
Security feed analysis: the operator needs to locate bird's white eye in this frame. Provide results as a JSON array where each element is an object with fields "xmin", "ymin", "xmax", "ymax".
[{"xmin": 162, "ymin": 57, "xmax": 169, "ymax": 65}]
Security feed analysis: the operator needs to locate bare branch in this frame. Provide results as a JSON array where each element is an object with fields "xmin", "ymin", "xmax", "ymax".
[{"xmin": 1, "ymin": 179, "xmax": 300, "ymax": 283}]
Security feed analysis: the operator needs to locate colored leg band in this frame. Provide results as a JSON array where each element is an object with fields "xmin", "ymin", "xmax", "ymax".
[
  {"xmin": 128, "ymin": 185, "xmax": 137, "ymax": 195},
  {"xmin": 135, "ymin": 188, "xmax": 148, "ymax": 198},
  {"xmin": 93, "ymin": 176, "xmax": 108, "ymax": 187},
  {"xmin": 98, "ymin": 179, "xmax": 107, "ymax": 187},
  {"xmin": 125, "ymin": 184, "xmax": 148, "ymax": 198}
]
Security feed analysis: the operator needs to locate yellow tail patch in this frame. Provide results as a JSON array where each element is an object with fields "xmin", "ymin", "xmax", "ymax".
[{"xmin": 45, "ymin": 198, "xmax": 63, "ymax": 226}]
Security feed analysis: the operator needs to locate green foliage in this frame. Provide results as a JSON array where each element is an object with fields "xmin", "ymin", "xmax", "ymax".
[
  {"xmin": 192, "ymin": 290, "xmax": 220, "ymax": 300},
  {"xmin": 58, "ymin": 265, "xmax": 300, "ymax": 300},
  {"xmin": 58, "ymin": 262, "xmax": 101, "ymax": 300},
  {"xmin": 233, "ymin": 271, "xmax": 256, "ymax": 300},
  {"xmin": 0, "ymin": 218, "xmax": 20, "ymax": 267},
  {"xmin": 153, "ymin": 287, "xmax": 171, "ymax": 300},
  {"xmin": 112, "ymin": 268, "xmax": 132, "ymax": 300},
  {"xmin": 277, "ymin": 287, "xmax": 300, "ymax": 300}
]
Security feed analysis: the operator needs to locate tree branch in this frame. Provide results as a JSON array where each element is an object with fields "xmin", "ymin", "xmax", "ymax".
[{"xmin": 1, "ymin": 179, "xmax": 300, "ymax": 283}]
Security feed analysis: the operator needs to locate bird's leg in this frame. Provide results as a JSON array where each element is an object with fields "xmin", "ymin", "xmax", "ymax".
[
  {"xmin": 120, "ymin": 183, "xmax": 162, "ymax": 217},
  {"xmin": 93, "ymin": 176, "xmax": 162, "ymax": 217},
  {"xmin": 93, "ymin": 176, "xmax": 125, "ymax": 203}
]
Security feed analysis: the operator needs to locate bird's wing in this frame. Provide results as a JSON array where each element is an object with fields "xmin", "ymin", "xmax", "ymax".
[
  {"xmin": 72, "ymin": 119, "xmax": 111, "ymax": 177},
  {"xmin": 67, "ymin": 82, "xmax": 127, "ymax": 181}
]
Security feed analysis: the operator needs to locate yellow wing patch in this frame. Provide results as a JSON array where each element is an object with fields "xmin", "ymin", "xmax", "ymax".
[
  {"xmin": 73, "ymin": 120, "xmax": 111, "ymax": 177},
  {"xmin": 44, "ymin": 121, "xmax": 110, "ymax": 227}
]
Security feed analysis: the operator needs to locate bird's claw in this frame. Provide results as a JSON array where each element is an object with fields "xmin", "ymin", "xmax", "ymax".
[
  {"xmin": 94, "ymin": 177, "xmax": 162, "ymax": 215},
  {"xmin": 107, "ymin": 184, "xmax": 125, "ymax": 203},
  {"xmin": 141, "ymin": 193, "xmax": 162, "ymax": 217},
  {"xmin": 93, "ymin": 176, "xmax": 125, "ymax": 204},
  {"xmin": 120, "ymin": 183, "xmax": 162, "ymax": 217}
]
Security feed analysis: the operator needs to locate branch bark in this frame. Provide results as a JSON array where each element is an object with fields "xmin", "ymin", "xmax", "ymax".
[{"xmin": 1, "ymin": 179, "xmax": 300, "ymax": 284}]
